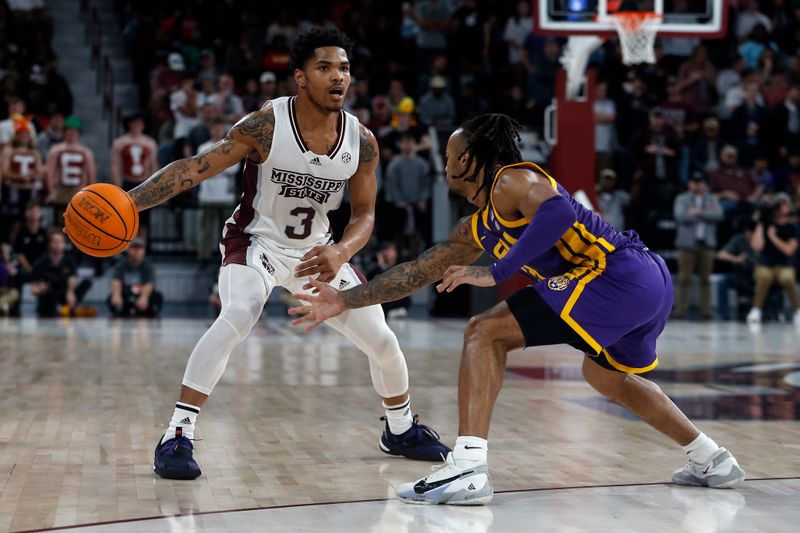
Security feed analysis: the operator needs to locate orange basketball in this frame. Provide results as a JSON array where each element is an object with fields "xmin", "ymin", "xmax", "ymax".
[{"xmin": 64, "ymin": 183, "xmax": 139, "ymax": 257}]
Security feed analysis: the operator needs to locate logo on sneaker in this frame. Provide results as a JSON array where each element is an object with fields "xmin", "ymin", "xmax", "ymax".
[
  {"xmin": 703, "ymin": 465, "xmax": 711, "ymax": 474},
  {"xmin": 180, "ymin": 417, "xmax": 191, "ymax": 424},
  {"xmin": 310, "ymin": 156, "xmax": 322, "ymax": 166},
  {"xmin": 463, "ymin": 445, "xmax": 484, "ymax": 450},
  {"xmin": 339, "ymin": 279, "xmax": 350, "ymax": 289},
  {"xmin": 468, "ymin": 483, "xmax": 475, "ymax": 490}
]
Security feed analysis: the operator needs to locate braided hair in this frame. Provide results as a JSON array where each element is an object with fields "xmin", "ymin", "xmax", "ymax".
[{"xmin": 454, "ymin": 114, "xmax": 523, "ymax": 202}]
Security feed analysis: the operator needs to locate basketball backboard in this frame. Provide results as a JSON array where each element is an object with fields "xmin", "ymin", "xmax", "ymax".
[{"xmin": 534, "ymin": 0, "xmax": 728, "ymax": 38}]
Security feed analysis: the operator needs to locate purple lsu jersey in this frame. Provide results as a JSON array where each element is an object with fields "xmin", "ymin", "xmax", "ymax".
[
  {"xmin": 470, "ymin": 162, "xmax": 644, "ymax": 282},
  {"xmin": 471, "ymin": 162, "xmax": 673, "ymax": 374}
]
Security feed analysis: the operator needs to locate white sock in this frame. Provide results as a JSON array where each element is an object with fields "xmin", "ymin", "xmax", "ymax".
[
  {"xmin": 164, "ymin": 402, "xmax": 200, "ymax": 441},
  {"xmin": 452, "ymin": 436, "xmax": 488, "ymax": 464},
  {"xmin": 682, "ymin": 432, "xmax": 719, "ymax": 464},
  {"xmin": 383, "ymin": 399, "xmax": 413, "ymax": 435}
]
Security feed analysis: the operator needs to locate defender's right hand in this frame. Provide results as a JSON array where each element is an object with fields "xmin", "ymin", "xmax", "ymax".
[{"xmin": 289, "ymin": 277, "xmax": 347, "ymax": 333}]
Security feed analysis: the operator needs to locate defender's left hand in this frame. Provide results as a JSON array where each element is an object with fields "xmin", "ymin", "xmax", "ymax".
[
  {"xmin": 436, "ymin": 265, "xmax": 496, "ymax": 293},
  {"xmin": 296, "ymin": 245, "xmax": 348, "ymax": 288}
]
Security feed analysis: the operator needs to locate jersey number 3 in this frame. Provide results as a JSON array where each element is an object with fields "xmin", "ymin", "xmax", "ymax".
[{"xmin": 285, "ymin": 207, "xmax": 315, "ymax": 240}]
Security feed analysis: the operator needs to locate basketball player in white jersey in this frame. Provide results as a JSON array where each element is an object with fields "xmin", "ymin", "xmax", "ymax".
[{"xmin": 126, "ymin": 27, "xmax": 449, "ymax": 480}]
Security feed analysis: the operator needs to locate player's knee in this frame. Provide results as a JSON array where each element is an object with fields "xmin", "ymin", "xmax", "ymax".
[
  {"xmin": 364, "ymin": 325, "xmax": 402, "ymax": 362},
  {"xmin": 464, "ymin": 313, "xmax": 511, "ymax": 349},
  {"xmin": 219, "ymin": 300, "xmax": 263, "ymax": 339}
]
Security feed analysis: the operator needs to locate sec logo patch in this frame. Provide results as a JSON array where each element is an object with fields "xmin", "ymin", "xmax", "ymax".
[{"xmin": 547, "ymin": 275, "xmax": 570, "ymax": 291}]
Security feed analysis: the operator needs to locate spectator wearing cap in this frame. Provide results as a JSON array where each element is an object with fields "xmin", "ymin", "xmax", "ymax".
[
  {"xmin": 1, "ymin": 116, "xmax": 43, "ymax": 238},
  {"xmin": 36, "ymin": 111, "xmax": 64, "ymax": 160},
  {"xmin": 258, "ymin": 71, "xmax": 277, "ymax": 109},
  {"xmin": 748, "ymin": 193, "xmax": 800, "ymax": 326},
  {"xmin": 0, "ymin": 98, "xmax": 37, "ymax": 147},
  {"xmin": 596, "ymin": 169, "xmax": 629, "ymax": 230},
  {"xmin": 709, "ymin": 145, "xmax": 762, "ymax": 218},
  {"xmin": 44, "ymin": 116, "xmax": 96, "ymax": 210},
  {"xmin": 691, "ymin": 117, "xmax": 723, "ymax": 173},
  {"xmin": 30, "ymin": 228, "xmax": 92, "ymax": 317},
  {"xmin": 381, "ymin": 97, "xmax": 431, "ymax": 161},
  {"xmin": 673, "ymin": 172, "xmax": 724, "ymax": 319},
  {"xmin": 108, "ymin": 237, "xmax": 163, "ymax": 318},
  {"xmin": 152, "ymin": 53, "xmax": 185, "ymax": 95},
  {"xmin": 419, "ymin": 76, "xmax": 455, "ymax": 131}
]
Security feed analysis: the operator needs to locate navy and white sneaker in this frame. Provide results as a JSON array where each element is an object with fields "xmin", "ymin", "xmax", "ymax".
[
  {"xmin": 396, "ymin": 452, "xmax": 493, "ymax": 505},
  {"xmin": 379, "ymin": 415, "xmax": 451, "ymax": 462},
  {"xmin": 153, "ymin": 429, "xmax": 201, "ymax": 480}
]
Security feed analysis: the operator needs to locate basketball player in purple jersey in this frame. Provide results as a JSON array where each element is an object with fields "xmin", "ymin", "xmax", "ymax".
[
  {"xmin": 291, "ymin": 114, "xmax": 746, "ymax": 504},
  {"xmin": 127, "ymin": 27, "xmax": 448, "ymax": 480}
]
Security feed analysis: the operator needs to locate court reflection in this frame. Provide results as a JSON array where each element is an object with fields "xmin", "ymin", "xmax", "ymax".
[{"xmin": 508, "ymin": 361, "xmax": 800, "ymax": 420}]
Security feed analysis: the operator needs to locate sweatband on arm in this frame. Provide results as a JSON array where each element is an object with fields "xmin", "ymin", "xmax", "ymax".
[{"xmin": 490, "ymin": 194, "xmax": 576, "ymax": 283}]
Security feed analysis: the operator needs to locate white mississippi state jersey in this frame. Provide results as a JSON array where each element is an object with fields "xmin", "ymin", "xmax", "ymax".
[{"xmin": 221, "ymin": 96, "xmax": 361, "ymax": 255}]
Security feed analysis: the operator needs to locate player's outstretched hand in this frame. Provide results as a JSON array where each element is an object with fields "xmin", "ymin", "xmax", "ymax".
[
  {"xmin": 295, "ymin": 245, "xmax": 347, "ymax": 288},
  {"xmin": 436, "ymin": 265, "xmax": 496, "ymax": 293},
  {"xmin": 289, "ymin": 277, "xmax": 347, "ymax": 333}
]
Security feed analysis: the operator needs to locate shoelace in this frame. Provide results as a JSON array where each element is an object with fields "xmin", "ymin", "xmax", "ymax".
[{"xmin": 380, "ymin": 414, "xmax": 442, "ymax": 443}]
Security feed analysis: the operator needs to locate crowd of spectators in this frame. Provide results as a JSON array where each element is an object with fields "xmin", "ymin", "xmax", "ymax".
[{"xmin": 2, "ymin": 0, "xmax": 800, "ymax": 321}]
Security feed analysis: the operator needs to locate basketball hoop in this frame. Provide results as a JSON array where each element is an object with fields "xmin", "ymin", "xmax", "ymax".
[{"xmin": 608, "ymin": 12, "xmax": 662, "ymax": 65}]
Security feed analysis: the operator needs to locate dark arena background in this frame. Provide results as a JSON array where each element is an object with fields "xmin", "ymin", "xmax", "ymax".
[{"xmin": 0, "ymin": 1, "xmax": 799, "ymax": 531}]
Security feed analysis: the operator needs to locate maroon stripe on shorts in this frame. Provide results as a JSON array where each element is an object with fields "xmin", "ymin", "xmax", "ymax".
[{"xmin": 221, "ymin": 161, "xmax": 259, "ymax": 265}]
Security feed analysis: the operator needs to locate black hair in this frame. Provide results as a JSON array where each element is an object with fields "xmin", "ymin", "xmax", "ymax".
[
  {"xmin": 454, "ymin": 113, "xmax": 522, "ymax": 202},
  {"xmin": 291, "ymin": 26, "xmax": 354, "ymax": 70}
]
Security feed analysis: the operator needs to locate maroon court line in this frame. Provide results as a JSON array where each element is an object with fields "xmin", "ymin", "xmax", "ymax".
[{"xmin": 14, "ymin": 476, "xmax": 800, "ymax": 533}]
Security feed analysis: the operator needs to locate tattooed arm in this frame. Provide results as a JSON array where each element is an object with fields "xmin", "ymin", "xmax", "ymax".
[
  {"xmin": 341, "ymin": 216, "xmax": 483, "ymax": 308},
  {"xmin": 127, "ymin": 104, "xmax": 275, "ymax": 211},
  {"xmin": 289, "ymin": 216, "xmax": 484, "ymax": 331}
]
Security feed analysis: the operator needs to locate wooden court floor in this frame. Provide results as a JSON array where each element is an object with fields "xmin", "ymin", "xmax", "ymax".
[{"xmin": 1, "ymin": 317, "xmax": 798, "ymax": 532}]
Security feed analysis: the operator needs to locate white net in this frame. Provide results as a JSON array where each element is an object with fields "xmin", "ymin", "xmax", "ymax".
[
  {"xmin": 560, "ymin": 35, "xmax": 604, "ymax": 100},
  {"xmin": 609, "ymin": 12, "xmax": 662, "ymax": 65}
]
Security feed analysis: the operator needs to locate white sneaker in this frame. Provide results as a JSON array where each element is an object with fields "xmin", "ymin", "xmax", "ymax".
[
  {"xmin": 395, "ymin": 453, "xmax": 493, "ymax": 505},
  {"xmin": 746, "ymin": 307, "xmax": 761, "ymax": 325},
  {"xmin": 672, "ymin": 448, "xmax": 746, "ymax": 488}
]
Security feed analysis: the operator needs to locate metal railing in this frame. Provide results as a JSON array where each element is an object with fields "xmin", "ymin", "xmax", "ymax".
[{"xmin": 80, "ymin": 0, "xmax": 122, "ymax": 146}]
